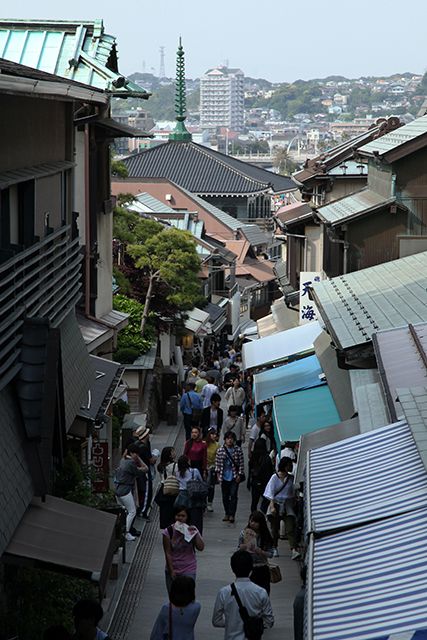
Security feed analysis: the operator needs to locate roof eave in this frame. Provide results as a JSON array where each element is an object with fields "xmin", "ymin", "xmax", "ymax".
[
  {"xmin": 318, "ymin": 198, "xmax": 396, "ymax": 226},
  {"xmin": 0, "ymin": 73, "xmax": 108, "ymax": 105}
]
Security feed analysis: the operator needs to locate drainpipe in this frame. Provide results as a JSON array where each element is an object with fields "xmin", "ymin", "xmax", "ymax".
[
  {"xmin": 84, "ymin": 123, "xmax": 91, "ymax": 315},
  {"xmin": 327, "ymin": 225, "xmax": 349, "ymax": 275}
]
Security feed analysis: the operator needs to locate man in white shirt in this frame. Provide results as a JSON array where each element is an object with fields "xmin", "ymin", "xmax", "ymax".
[{"xmin": 212, "ymin": 550, "xmax": 274, "ymax": 639}]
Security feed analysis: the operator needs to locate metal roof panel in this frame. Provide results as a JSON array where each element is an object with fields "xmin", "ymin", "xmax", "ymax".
[
  {"xmin": 359, "ymin": 114, "xmax": 427, "ymax": 157},
  {"xmin": 316, "ymin": 188, "xmax": 394, "ymax": 225}
]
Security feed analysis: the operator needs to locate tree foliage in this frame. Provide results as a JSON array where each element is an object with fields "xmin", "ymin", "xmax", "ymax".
[{"xmin": 113, "ymin": 294, "xmax": 154, "ymax": 354}]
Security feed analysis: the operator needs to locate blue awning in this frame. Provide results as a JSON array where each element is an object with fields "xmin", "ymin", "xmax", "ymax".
[
  {"xmin": 272, "ymin": 385, "xmax": 340, "ymax": 443},
  {"xmin": 307, "ymin": 507, "xmax": 427, "ymax": 640},
  {"xmin": 306, "ymin": 421, "xmax": 427, "ymax": 534},
  {"xmin": 253, "ymin": 354, "xmax": 323, "ymax": 405}
]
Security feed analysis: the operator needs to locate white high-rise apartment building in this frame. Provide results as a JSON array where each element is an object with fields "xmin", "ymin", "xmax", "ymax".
[{"xmin": 200, "ymin": 66, "xmax": 244, "ymax": 130}]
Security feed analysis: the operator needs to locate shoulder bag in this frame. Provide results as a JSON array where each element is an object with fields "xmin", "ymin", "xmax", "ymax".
[
  {"xmin": 230, "ymin": 583, "xmax": 264, "ymax": 640},
  {"xmin": 268, "ymin": 563, "xmax": 282, "ymax": 584},
  {"xmin": 225, "ymin": 447, "xmax": 245, "ymax": 482}
]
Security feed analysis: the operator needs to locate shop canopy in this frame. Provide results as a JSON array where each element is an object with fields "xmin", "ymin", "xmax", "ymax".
[
  {"xmin": 305, "ymin": 420, "xmax": 427, "ymax": 534},
  {"xmin": 306, "ymin": 507, "xmax": 427, "ymax": 640},
  {"xmin": 272, "ymin": 384, "xmax": 340, "ymax": 443},
  {"xmin": 253, "ymin": 354, "xmax": 323, "ymax": 405},
  {"xmin": 4, "ymin": 495, "xmax": 117, "ymax": 593},
  {"xmin": 242, "ymin": 321, "xmax": 322, "ymax": 370}
]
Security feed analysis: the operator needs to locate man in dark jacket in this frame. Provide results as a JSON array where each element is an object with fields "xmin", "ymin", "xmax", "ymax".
[{"xmin": 200, "ymin": 393, "xmax": 223, "ymax": 437}]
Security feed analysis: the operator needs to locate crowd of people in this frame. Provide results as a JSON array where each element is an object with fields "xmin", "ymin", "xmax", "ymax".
[{"xmin": 110, "ymin": 347, "xmax": 304, "ymax": 638}]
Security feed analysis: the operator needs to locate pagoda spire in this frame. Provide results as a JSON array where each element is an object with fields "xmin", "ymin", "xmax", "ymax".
[{"xmin": 169, "ymin": 37, "xmax": 192, "ymax": 142}]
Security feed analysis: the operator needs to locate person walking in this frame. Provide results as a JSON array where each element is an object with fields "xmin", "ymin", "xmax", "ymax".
[
  {"xmin": 134, "ymin": 426, "xmax": 156, "ymax": 520},
  {"xmin": 200, "ymin": 392, "xmax": 223, "ymax": 437},
  {"xmin": 114, "ymin": 442, "xmax": 148, "ymax": 541},
  {"xmin": 162, "ymin": 506, "xmax": 205, "ymax": 594},
  {"xmin": 224, "ymin": 377, "xmax": 245, "ymax": 413},
  {"xmin": 200, "ymin": 375, "xmax": 220, "ymax": 408},
  {"xmin": 248, "ymin": 438, "xmax": 274, "ymax": 513},
  {"xmin": 215, "ymin": 431, "xmax": 245, "ymax": 524},
  {"xmin": 195, "ymin": 371, "xmax": 208, "ymax": 394},
  {"xmin": 237, "ymin": 511, "xmax": 274, "ymax": 595},
  {"xmin": 157, "ymin": 446, "xmax": 178, "ymax": 529},
  {"xmin": 248, "ymin": 413, "xmax": 266, "ymax": 459},
  {"xmin": 150, "ymin": 576, "xmax": 201, "ymax": 640},
  {"xmin": 206, "ymin": 428, "xmax": 219, "ymax": 512},
  {"xmin": 259, "ymin": 421, "xmax": 276, "ymax": 458},
  {"xmin": 222, "ymin": 405, "xmax": 245, "ymax": 447},
  {"xmin": 183, "ymin": 426, "xmax": 207, "ymax": 476},
  {"xmin": 180, "ymin": 382, "xmax": 203, "ymax": 440},
  {"xmin": 176, "ymin": 454, "xmax": 205, "ymax": 534},
  {"xmin": 264, "ymin": 457, "xmax": 300, "ymax": 560},
  {"xmin": 212, "ymin": 550, "xmax": 274, "ymax": 638}
]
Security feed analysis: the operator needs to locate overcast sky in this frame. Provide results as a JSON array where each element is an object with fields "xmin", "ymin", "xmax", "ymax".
[{"xmin": 7, "ymin": 0, "xmax": 427, "ymax": 82}]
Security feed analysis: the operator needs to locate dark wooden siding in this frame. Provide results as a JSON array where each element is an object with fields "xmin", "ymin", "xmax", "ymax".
[{"xmin": 346, "ymin": 207, "xmax": 408, "ymax": 272}]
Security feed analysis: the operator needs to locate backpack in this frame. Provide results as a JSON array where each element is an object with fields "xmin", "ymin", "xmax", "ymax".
[{"xmin": 163, "ymin": 463, "xmax": 179, "ymax": 496}]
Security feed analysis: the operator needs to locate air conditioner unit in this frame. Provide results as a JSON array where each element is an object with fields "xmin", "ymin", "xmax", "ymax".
[{"xmin": 165, "ymin": 194, "xmax": 172, "ymax": 201}]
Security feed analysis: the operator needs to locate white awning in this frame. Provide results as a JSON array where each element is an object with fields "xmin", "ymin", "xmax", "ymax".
[
  {"xmin": 184, "ymin": 308, "xmax": 211, "ymax": 335},
  {"xmin": 242, "ymin": 321, "xmax": 323, "ymax": 370},
  {"xmin": 306, "ymin": 420, "xmax": 427, "ymax": 534},
  {"xmin": 307, "ymin": 507, "xmax": 427, "ymax": 640}
]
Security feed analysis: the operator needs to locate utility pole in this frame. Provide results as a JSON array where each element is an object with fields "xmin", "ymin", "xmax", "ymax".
[{"xmin": 159, "ymin": 46, "xmax": 166, "ymax": 79}]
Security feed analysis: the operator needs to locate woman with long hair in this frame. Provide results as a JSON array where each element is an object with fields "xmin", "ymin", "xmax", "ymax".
[
  {"xmin": 150, "ymin": 576, "xmax": 201, "ymax": 640},
  {"xmin": 162, "ymin": 506, "xmax": 205, "ymax": 594},
  {"xmin": 176, "ymin": 455, "xmax": 205, "ymax": 534},
  {"xmin": 156, "ymin": 446, "xmax": 178, "ymax": 529},
  {"xmin": 183, "ymin": 426, "xmax": 207, "ymax": 477},
  {"xmin": 237, "ymin": 510, "xmax": 274, "ymax": 594},
  {"xmin": 248, "ymin": 438, "xmax": 274, "ymax": 513},
  {"xmin": 259, "ymin": 421, "xmax": 276, "ymax": 457}
]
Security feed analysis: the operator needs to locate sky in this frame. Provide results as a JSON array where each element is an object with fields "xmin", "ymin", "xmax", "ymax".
[{"xmin": 5, "ymin": 0, "xmax": 427, "ymax": 82}]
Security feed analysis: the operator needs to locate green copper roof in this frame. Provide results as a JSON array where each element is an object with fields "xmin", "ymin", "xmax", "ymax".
[
  {"xmin": 169, "ymin": 37, "xmax": 191, "ymax": 142},
  {"xmin": 0, "ymin": 19, "xmax": 149, "ymax": 98}
]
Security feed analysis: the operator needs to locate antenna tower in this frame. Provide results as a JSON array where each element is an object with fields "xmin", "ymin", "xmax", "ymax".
[{"xmin": 159, "ymin": 46, "xmax": 166, "ymax": 78}]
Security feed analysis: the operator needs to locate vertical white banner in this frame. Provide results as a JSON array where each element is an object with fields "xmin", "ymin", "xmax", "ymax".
[{"xmin": 299, "ymin": 272, "xmax": 322, "ymax": 325}]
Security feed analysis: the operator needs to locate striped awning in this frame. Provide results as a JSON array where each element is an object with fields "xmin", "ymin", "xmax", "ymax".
[
  {"xmin": 306, "ymin": 421, "xmax": 427, "ymax": 534},
  {"xmin": 307, "ymin": 507, "xmax": 427, "ymax": 640},
  {"xmin": 253, "ymin": 354, "xmax": 323, "ymax": 405}
]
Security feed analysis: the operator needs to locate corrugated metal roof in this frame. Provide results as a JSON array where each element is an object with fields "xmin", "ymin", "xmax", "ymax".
[
  {"xmin": 306, "ymin": 420, "xmax": 427, "ymax": 533},
  {"xmin": 132, "ymin": 192, "xmax": 176, "ymax": 214},
  {"xmin": 0, "ymin": 160, "xmax": 75, "ymax": 190},
  {"xmin": 275, "ymin": 201, "xmax": 313, "ymax": 226},
  {"xmin": 397, "ymin": 386, "xmax": 427, "ymax": 475},
  {"xmin": 373, "ymin": 323, "xmax": 427, "ymax": 420},
  {"xmin": 307, "ymin": 507, "xmax": 427, "ymax": 640},
  {"xmin": 0, "ymin": 20, "xmax": 148, "ymax": 98},
  {"xmin": 123, "ymin": 141, "xmax": 274, "ymax": 196},
  {"xmin": 127, "ymin": 344, "xmax": 157, "ymax": 370},
  {"xmin": 316, "ymin": 188, "xmax": 395, "ymax": 225},
  {"xmin": 311, "ymin": 251, "xmax": 427, "ymax": 351},
  {"xmin": 349, "ymin": 369, "xmax": 380, "ymax": 413},
  {"xmin": 359, "ymin": 114, "xmax": 427, "ymax": 158}
]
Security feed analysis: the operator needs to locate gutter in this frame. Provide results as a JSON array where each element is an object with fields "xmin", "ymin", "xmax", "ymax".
[{"xmin": 0, "ymin": 74, "xmax": 108, "ymax": 105}]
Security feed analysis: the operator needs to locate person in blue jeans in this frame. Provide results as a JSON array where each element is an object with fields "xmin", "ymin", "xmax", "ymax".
[
  {"xmin": 150, "ymin": 576, "xmax": 201, "ymax": 640},
  {"xmin": 180, "ymin": 382, "xmax": 203, "ymax": 440},
  {"xmin": 215, "ymin": 431, "xmax": 245, "ymax": 523}
]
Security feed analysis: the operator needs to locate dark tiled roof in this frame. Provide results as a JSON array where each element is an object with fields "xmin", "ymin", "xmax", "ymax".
[{"xmin": 123, "ymin": 141, "xmax": 296, "ymax": 196}]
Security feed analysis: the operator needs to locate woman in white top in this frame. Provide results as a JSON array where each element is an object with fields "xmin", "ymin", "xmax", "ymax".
[
  {"xmin": 263, "ymin": 457, "xmax": 300, "ymax": 560},
  {"xmin": 224, "ymin": 377, "xmax": 246, "ymax": 412},
  {"xmin": 176, "ymin": 455, "xmax": 205, "ymax": 534},
  {"xmin": 222, "ymin": 405, "xmax": 245, "ymax": 446}
]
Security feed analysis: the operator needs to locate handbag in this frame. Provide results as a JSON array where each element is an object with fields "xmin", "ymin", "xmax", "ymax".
[
  {"xmin": 174, "ymin": 489, "xmax": 191, "ymax": 510},
  {"xmin": 230, "ymin": 583, "xmax": 264, "ymax": 640},
  {"xmin": 186, "ymin": 469, "xmax": 208, "ymax": 501},
  {"xmin": 268, "ymin": 563, "xmax": 282, "ymax": 584},
  {"xmin": 154, "ymin": 484, "xmax": 169, "ymax": 506},
  {"xmin": 163, "ymin": 463, "xmax": 179, "ymax": 496}
]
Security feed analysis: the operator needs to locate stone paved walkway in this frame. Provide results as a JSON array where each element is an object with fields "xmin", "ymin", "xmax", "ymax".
[{"xmin": 119, "ymin": 420, "xmax": 301, "ymax": 639}]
